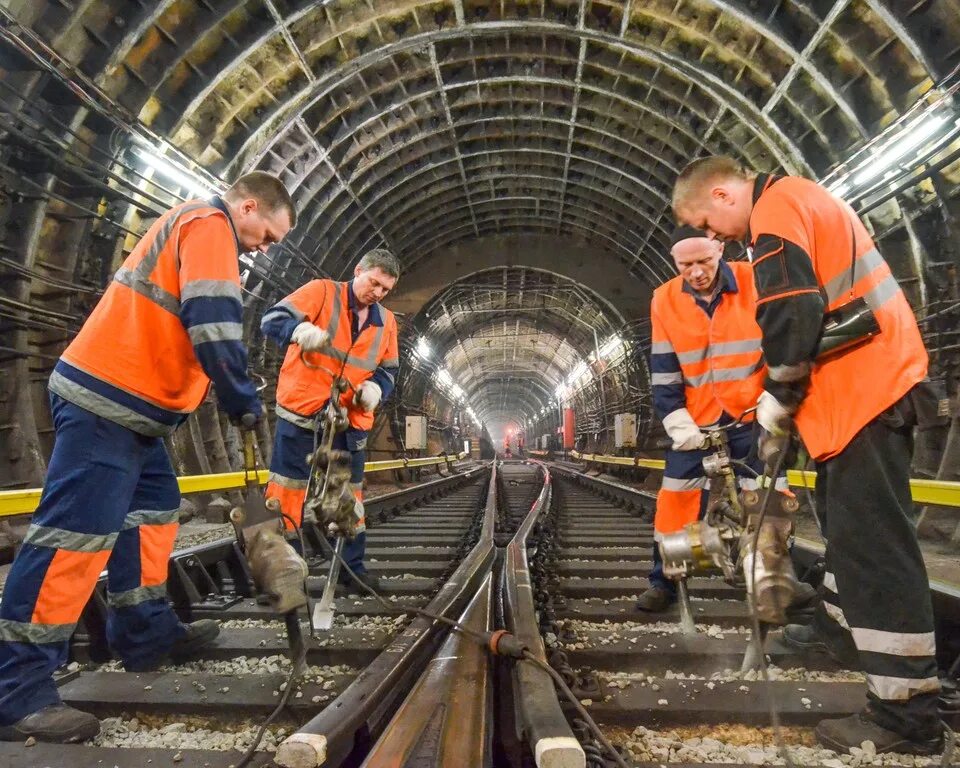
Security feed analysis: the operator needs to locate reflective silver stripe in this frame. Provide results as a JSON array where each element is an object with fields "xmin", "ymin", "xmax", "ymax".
[
  {"xmin": 768, "ymin": 361, "xmax": 811, "ymax": 383},
  {"xmin": 862, "ymin": 273, "xmax": 901, "ymax": 312},
  {"xmin": 685, "ymin": 359, "xmax": 763, "ymax": 387},
  {"xmin": 823, "ymin": 248, "xmax": 885, "ymax": 305},
  {"xmin": 0, "ymin": 618, "xmax": 76, "ymax": 643},
  {"xmin": 23, "ymin": 524, "xmax": 117, "ymax": 552},
  {"xmin": 823, "ymin": 571, "xmax": 838, "ymax": 593},
  {"xmin": 322, "ymin": 284, "xmax": 388, "ymax": 372},
  {"xmin": 675, "ymin": 346, "xmax": 709, "ymax": 365},
  {"xmin": 107, "ymin": 583, "xmax": 168, "ymax": 609},
  {"xmin": 651, "ymin": 371, "xmax": 683, "ymax": 386},
  {"xmin": 850, "ymin": 628, "xmax": 936, "ymax": 657},
  {"xmin": 267, "ymin": 472, "xmax": 308, "ymax": 490},
  {"xmin": 325, "ymin": 282, "xmax": 344, "ymax": 338},
  {"xmin": 187, "ymin": 321, "xmax": 244, "ymax": 345},
  {"xmin": 661, "ymin": 476, "xmax": 708, "ymax": 492},
  {"xmin": 651, "ymin": 340, "xmax": 674, "ymax": 355},
  {"xmin": 152, "ymin": 202, "xmax": 211, "ymax": 273},
  {"xmin": 866, "ymin": 674, "xmax": 940, "ymax": 701},
  {"xmin": 676, "ymin": 338, "xmax": 761, "ymax": 365},
  {"xmin": 380, "ymin": 358, "xmax": 399, "ymax": 368},
  {"xmin": 113, "ymin": 202, "xmax": 212, "ymax": 314},
  {"xmin": 123, "ymin": 508, "xmax": 180, "ymax": 530},
  {"xmin": 275, "ymin": 404, "xmax": 317, "ymax": 430},
  {"xmin": 269, "ymin": 298, "xmax": 307, "ymax": 323},
  {"xmin": 823, "ymin": 599, "xmax": 850, "ymax": 630},
  {"xmin": 48, "ymin": 370, "xmax": 174, "ymax": 437},
  {"xmin": 180, "ymin": 279, "xmax": 242, "ymax": 302},
  {"xmin": 114, "ymin": 268, "xmax": 181, "ymax": 317}
]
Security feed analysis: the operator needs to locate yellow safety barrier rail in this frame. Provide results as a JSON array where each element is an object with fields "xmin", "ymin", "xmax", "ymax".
[
  {"xmin": 0, "ymin": 452, "xmax": 469, "ymax": 518},
  {"xmin": 565, "ymin": 451, "xmax": 960, "ymax": 508}
]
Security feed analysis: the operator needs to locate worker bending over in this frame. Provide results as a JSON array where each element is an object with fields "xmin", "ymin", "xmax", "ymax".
[
  {"xmin": 639, "ymin": 225, "xmax": 780, "ymax": 612},
  {"xmin": 261, "ymin": 249, "xmax": 400, "ymax": 591},
  {"xmin": 0, "ymin": 173, "xmax": 295, "ymax": 743},
  {"xmin": 673, "ymin": 156, "xmax": 942, "ymax": 756}
]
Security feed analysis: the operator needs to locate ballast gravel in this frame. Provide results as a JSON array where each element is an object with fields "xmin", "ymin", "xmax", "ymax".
[
  {"xmin": 173, "ymin": 523, "xmax": 233, "ymax": 550},
  {"xmin": 93, "ymin": 716, "xmax": 286, "ymax": 752},
  {"xmin": 219, "ymin": 614, "xmax": 408, "ymax": 631},
  {"xmin": 560, "ymin": 618, "xmax": 747, "ymax": 638},
  {"xmin": 618, "ymin": 725, "xmax": 945, "ymax": 766},
  {"xmin": 597, "ymin": 664, "xmax": 864, "ymax": 684},
  {"xmin": 94, "ymin": 656, "xmax": 358, "ymax": 683}
]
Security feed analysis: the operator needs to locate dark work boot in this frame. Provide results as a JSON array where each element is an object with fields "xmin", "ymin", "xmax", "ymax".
[
  {"xmin": 338, "ymin": 571, "xmax": 380, "ymax": 594},
  {"xmin": 816, "ymin": 712, "xmax": 944, "ymax": 755},
  {"xmin": 782, "ymin": 622, "xmax": 861, "ymax": 668},
  {"xmin": 635, "ymin": 586, "xmax": 674, "ymax": 613},
  {"xmin": 169, "ymin": 619, "xmax": 220, "ymax": 660},
  {"xmin": 124, "ymin": 620, "xmax": 220, "ymax": 672},
  {"xmin": 0, "ymin": 704, "xmax": 100, "ymax": 743}
]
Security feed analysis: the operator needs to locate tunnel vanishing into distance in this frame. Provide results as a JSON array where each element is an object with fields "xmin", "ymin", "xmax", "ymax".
[{"xmin": 1, "ymin": 1, "xmax": 959, "ymax": 536}]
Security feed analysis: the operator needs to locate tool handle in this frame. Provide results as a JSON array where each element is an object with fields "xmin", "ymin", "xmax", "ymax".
[{"xmin": 240, "ymin": 417, "xmax": 259, "ymax": 481}]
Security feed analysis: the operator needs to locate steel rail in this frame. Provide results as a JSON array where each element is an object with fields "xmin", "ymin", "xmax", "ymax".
[
  {"xmin": 273, "ymin": 461, "xmax": 500, "ymax": 767},
  {"xmin": 501, "ymin": 461, "xmax": 586, "ymax": 767},
  {"xmin": 359, "ymin": 571, "xmax": 495, "ymax": 767}
]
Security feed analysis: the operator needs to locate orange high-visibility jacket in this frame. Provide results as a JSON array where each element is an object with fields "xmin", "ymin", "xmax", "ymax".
[
  {"xmin": 50, "ymin": 199, "xmax": 259, "ymax": 435},
  {"xmin": 266, "ymin": 280, "xmax": 399, "ymax": 431},
  {"xmin": 650, "ymin": 261, "xmax": 765, "ymax": 426},
  {"xmin": 749, "ymin": 175, "xmax": 927, "ymax": 460}
]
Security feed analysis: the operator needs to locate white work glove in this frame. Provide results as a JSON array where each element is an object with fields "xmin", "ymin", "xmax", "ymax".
[
  {"xmin": 353, "ymin": 381, "xmax": 382, "ymax": 412},
  {"xmin": 291, "ymin": 322, "xmax": 329, "ymax": 352},
  {"xmin": 756, "ymin": 391, "xmax": 793, "ymax": 436},
  {"xmin": 662, "ymin": 408, "xmax": 707, "ymax": 451}
]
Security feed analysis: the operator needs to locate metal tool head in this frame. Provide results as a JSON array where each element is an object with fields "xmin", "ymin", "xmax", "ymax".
[{"xmin": 311, "ymin": 537, "xmax": 345, "ymax": 631}]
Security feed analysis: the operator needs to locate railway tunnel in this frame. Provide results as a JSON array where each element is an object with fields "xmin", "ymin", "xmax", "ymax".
[{"xmin": 0, "ymin": 1, "xmax": 959, "ymax": 766}]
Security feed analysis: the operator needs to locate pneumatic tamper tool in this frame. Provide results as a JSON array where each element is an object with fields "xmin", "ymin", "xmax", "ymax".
[
  {"xmin": 230, "ymin": 414, "xmax": 310, "ymax": 654},
  {"xmin": 656, "ymin": 410, "xmax": 801, "ymax": 641},
  {"xmin": 295, "ymin": 363, "xmax": 365, "ymax": 631}
]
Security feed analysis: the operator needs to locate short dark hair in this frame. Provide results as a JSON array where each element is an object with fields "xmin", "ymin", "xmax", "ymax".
[
  {"xmin": 226, "ymin": 171, "xmax": 297, "ymax": 229},
  {"xmin": 357, "ymin": 248, "xmax": 400, "ymax": 279}
]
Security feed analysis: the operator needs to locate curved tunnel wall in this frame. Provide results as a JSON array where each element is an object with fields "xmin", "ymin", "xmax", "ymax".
[{"xmin": 1, "ymin": 1, "xmax": 959, "ymax": 487}]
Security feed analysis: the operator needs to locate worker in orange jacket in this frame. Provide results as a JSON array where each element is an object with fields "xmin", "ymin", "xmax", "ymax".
[
  {"xmin": 673, "ymin": 156, "xmax": 942, "ymax": 755},
  {"xmin": 638, "ymin": 225, "xmax": 782, "ymax": 612},
  {"xmin": 0, "ymin": 172, "xmax": 295, "ymax": 743},
  {"xmin": 261, "ymin": 249, "xmax": 400, "ymax": 591}
]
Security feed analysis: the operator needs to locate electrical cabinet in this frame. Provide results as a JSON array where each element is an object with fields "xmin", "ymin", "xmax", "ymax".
[
  {"xmin": 614, "ymin": 413, "xmax": 637, "ymax": 448},
  {"xmin": 405, "ymin": 415, "xmax": 428, "ymax": 449}
]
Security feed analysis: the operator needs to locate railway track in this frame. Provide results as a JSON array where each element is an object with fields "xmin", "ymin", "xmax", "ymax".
[
  {"xmin": 1, "ymin": 463, "xmax": 493, "ymax": 768},
  {"xmin": 533, "ymin": 464, "xmax": 960, "ymax": 767},
  {"xmin": 2, "ymin": 458, "xmax": 957, "ymax": 768}
]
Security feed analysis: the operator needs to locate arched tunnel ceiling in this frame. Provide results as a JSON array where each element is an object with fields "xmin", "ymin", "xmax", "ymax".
[
  {"xmin": 13, "ymin": 0, "xmax": 957, "ymax": 285},
  {"xmin": 3, "ymin": 0, "xmax": 960, "ymax": 436},
  {"xmin": 408, "ymin": 266, "xmax": 623, "ymax": 424}
]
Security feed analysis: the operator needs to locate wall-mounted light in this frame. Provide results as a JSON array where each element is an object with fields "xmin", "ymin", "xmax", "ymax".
[
  {"xmin": 852, "ymin": 114, "xmax": 948, "ymax": 188},
  {"xmin": 134, "ymin": 145, "xmax": 219, "ymax": 198},
  {"xmin": 599, "ymin": 334, "xmax": 623, "ymax": 358},
  {"xmin": 820, "ymin": 94, "xmax": 960, "ymax": 202},
  {"xmin": 415, "ymin": 337, "xmax": 432, "ymax": 359}
]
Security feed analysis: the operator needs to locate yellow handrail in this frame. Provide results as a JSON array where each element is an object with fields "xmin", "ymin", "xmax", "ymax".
[
  {"xmin": 0, "ymin": 452, "xmax": 468, "ymax": 517},
  {"xmin": 566, "ymin": 451, "xmax": 960, "ymax": 508}
]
